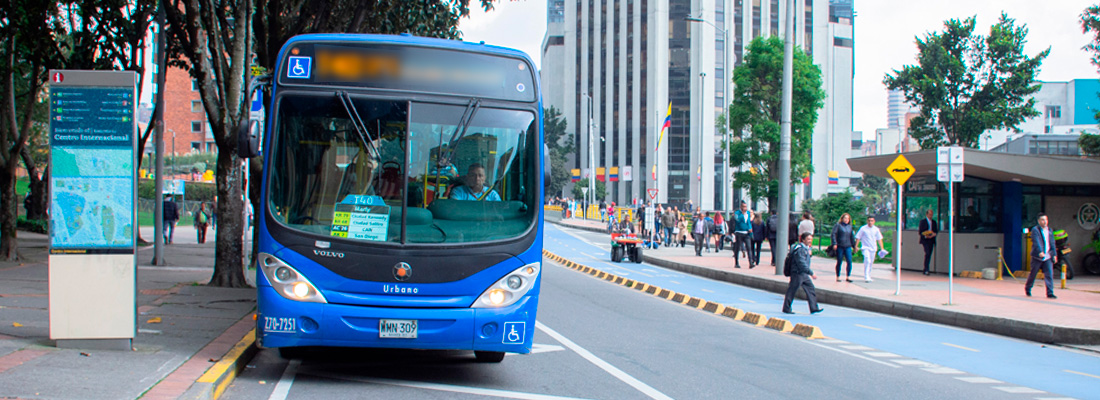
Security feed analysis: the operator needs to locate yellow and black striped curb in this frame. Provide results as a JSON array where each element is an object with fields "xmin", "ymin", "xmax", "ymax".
[{"xmin": 542, "ymin": 249, "xmax": 826, "ymax": 340}]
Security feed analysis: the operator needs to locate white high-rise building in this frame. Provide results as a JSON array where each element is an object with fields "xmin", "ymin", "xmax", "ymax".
[{"xmin": 541, "ymin": 0, "xmax": 856, "ymax": 209}]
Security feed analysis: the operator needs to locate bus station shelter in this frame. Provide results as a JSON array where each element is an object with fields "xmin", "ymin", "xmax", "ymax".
[{"xmin": 848, "ymin": 149, "xmax": 1100, "ymax": 275}]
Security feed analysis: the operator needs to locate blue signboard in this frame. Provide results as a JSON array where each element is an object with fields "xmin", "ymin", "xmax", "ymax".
[{"xmin": 49, "ymin": 82, "xmax": 136, "ymax": 253}]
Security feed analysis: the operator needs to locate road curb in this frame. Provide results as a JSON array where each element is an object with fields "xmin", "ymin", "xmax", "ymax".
[
  {"xmin": 549, "ymin": 219, "xmax": 1100, "ymax": 345},
  {"xmin": 180, "ymin": 326, "xmax": 259, "ymax": 400},
  {"xmin": 543, "ymin": 249, "xmax": 826, "ymax": 340}
]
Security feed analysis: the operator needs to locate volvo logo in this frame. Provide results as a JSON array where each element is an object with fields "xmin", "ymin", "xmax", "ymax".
[
  {"xmin": 313, "ymin": 249, "xmax": 345, "ymax": 258},
  {"xmin": 394, "ymin": 262, "xmax": 412, "ymax": 281}
]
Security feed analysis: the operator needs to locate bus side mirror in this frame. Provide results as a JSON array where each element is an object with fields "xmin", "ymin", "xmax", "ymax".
[
  {"xmin": 543, "ymin": 144, "xmax": 551, "ymax": 191},
  {"xmin": 238, "ymin": 119, "xmax": 262, "ymax": 158}
]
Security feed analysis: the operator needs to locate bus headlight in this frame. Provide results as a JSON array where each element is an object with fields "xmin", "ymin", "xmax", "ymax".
[
  {"xmin": 473, "ymin": 262, "xmax": 540, "ymax": 308},
  {"xmin": 259, "ymin": 253, "xmax": 328, "ymax": 303}
]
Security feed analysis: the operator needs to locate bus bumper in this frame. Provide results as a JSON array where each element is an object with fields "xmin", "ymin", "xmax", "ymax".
[{"xmin": 256, "ymin": 286, "xmax": 538, "ymax": 354}]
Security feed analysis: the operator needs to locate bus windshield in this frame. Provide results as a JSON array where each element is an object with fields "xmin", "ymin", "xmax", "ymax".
[{"xmin": 267, "ymin": 93, "xmax": 538, "ymax": 245}]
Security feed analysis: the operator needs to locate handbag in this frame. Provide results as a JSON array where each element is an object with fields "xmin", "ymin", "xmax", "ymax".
[
  {"xmin": 672, "ymin": 227, "xmax": 680, "ymax": 234},
  {"xmin": 825, "ymin": 244, "xmax": 836, "ymax": 258}
]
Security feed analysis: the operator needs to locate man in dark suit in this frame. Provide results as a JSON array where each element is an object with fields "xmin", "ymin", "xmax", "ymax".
[
  {"xmin": 782, "ymin": 232, "xmax": 823, "ymax": 315},
  {"xmin": 918, "ymin": 209, "xmax": 938, "ymax": 275},
  {"xmin": 1025, "ymin": 213, "xmax": 1057, "ymax": 299},
  {"xmin": 691, "ymin": 211, "xmax": 711, "ymax": 256}
]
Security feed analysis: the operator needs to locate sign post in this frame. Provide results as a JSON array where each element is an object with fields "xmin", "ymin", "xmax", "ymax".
[
  {"xmin": 937, "ymin": 146, "xmax": 965, "ymax": 305},
  {"xmin": 887, "ymin": 154, "xmax": 915, "ymax": 295},
  {"xmin": 48, "ymin": 70, "xmax": 138, "ymax": 349}
]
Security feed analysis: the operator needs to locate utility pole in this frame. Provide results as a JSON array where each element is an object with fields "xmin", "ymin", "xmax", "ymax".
[
  {"xmin": 586, "ymin": 93, "xmax": 595, "ymax": 217},
  {"xmin": 776, "ymin": 0, "xmax": 795, "ymax": 275},
  {"xmin": 153, "ymin": 4, "xmax": 166, "ymax": 265},
  {"xmin": 698, "ymin": 72, "xmax": 705, "ymax": 208}
]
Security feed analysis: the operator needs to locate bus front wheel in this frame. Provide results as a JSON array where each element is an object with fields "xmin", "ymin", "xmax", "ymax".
[{"xmin": 475, "ymin": 351, "xmax": 505, "ymax": 363}]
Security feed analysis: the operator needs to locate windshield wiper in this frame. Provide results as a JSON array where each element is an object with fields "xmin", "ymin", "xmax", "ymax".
[
  {"xmin": 448, "ymin": 98, "xmax": 482, "ymax": 145},
  {"xmin": 336, "ymin": 91, "xmax": 381, "ymax": 160}
]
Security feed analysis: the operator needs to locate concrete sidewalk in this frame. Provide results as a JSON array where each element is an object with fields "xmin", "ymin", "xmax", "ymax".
[
  {"xmin": 552, "ymin": 215, "xmax": 1100, "ymax": 346},
  {"xmin": 0, "ymin": 227, "xmax": 256, "ymax": 400}
]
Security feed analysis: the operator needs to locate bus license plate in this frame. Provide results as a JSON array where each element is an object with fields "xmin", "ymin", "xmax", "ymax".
[{"xmin": 379, "ymin": 319, "xmax": 418, "ymax": 338}]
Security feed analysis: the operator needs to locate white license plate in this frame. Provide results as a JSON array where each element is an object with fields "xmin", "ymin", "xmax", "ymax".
[{"xmin": 379, "ymin": 319, "xmax": 418, "ymax": 338}]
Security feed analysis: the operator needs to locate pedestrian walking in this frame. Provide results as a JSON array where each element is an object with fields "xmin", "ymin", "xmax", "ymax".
[
  {"xmin": 712, "ymin": 212, "xmax": 726, "ymax": 252},
  {"xmin": 676, "ymin": 215, "xmax": 688, "ymax": 247},
  {"xmin": 1025, "ymin": 213, "xmax": 1057, "ymax": 299},
  {"xmin": 751, "ymin": 213, "xmax": 765, "ymax": 266},
  {"xmin": 782, "ymin": 232, "xmax": 823, "ymax": 315},
  {"xmin": 765, "ymin": 211, "xmax": 779, "ymax": 265},
  {"xmin": 162, "ymin": 194, "xmax": 179, "ymax": 244},
  {"xmin": 731, "ymin": 202, "xmax": 753, "ymax": 268},
  {"xmin": 831, "ymin": 213, "xmax": 856, "ymax": 282},
  {"xmin": 661, "ymin": 206, "xmax": 677, "ymax": 247},
  {"xmin": 919, "ymin": 209, "xmax": 939, "ymax": 275},
  {"xmin": 854, "ymin": 216, "xmax": 885, "ymax": 282},
  {"xmin": 194, "ymin": 202, "xmax": 211, "ymax": 244},
  {"xmin": 691, "ymin": 211, "xmax": 710, "ymax": 256},
  {"xmin": 798, "ymin": 211, "xmax": 815, "ymax": 237}
]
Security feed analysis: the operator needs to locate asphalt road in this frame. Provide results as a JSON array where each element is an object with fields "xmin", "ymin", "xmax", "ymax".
[{"xmin": 220, "ymin": 224, "xmax": 1099, "ymax": 399}]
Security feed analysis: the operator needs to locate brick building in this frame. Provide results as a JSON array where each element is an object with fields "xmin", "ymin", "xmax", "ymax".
[{"xmin": 160, "ymin": 66, "xmax": 214, "ymax": 155}]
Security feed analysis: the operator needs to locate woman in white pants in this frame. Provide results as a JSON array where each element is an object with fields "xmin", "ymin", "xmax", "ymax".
[{"xmin": 854, "ymin": 217, "xmax": 885, "ymax": 282}]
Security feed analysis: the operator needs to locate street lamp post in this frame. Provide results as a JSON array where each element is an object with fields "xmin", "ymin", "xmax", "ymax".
[{"xmin": 686, "ymin": 15, "xmax": 732, "ymax": 211}]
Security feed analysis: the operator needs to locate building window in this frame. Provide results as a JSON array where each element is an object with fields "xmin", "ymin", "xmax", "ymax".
[
  {"xmin": 191, "ymin": 79, "xmax": 199, "ymax": 91},
  {"xmin": 191, "ymin": 100, "xmax": 202, "ymax": 113},
  {"xmin": 1046, "ymin": 105, "xmax": 1061, "ymax": 119},
  {"xmin": 833, "ymin": 37, "xmax": 854, "ymax": 48},
  {"xmin": 191, "ymin": 121, "xmax": 202, "ymax": 132},
  {"xmin": 191, "ymin": 142, "xmax": 201, "ymax": 152}
]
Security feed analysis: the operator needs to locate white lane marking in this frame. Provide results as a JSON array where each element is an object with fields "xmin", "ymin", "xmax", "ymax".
[
  {"xmin": 816, "ymin": 339, "xmax": 848, "ymax": 345},
  {"xmin": 536, "ymin": 321, "xmax": 673, "ymax": 400},
  {"xmin": 802, "ymin": 340, "xmax": 900, "ymax": 368},
  {"xmin": 922, "ymin": 367, "xmax": 965, "ymax": 374},
  {"xmin": 863, "ymin": 352, "xmax": 900, "ymax": 358},
  {"xmin": 1064, "ymin": 369, "xmax": 1100, "ymax": 379},
  {"xmin": 991, "ymin": 386, "xmax": 1044, "ymax": 394},
  {"xmin": 854, "ymin": 324, "xmax": 882, "ymax": 331},
  {"xmin": 670, "ymin": 281, "xmax": 681, "ymax": 285},
  {"xmin": 839, "ymin": 345, "xmax": 874, "ymax": 351},
  {"xmin": 308, "ymin": 372, "xmax": 595, "ymax": 400},
  {"xmin": 138, "ymin": 329, "xmax": 162, "ymax": 334},
  {"xmin": 268, "ymin": 359, "xmax": 300, "ymax": 400},
  {"xmin": 954, "ymin": 377, "xmax": 1002, "ymax": 384},
  {"xmin": 738, "ymin": 298, "xmax": 756, "ymax": 304},
  {"xmin": 701, "ymin": 289, "xmax": 715, "ymax": 293},
  {"xmin": 941, "ymin": 342, "xmax": 979, "ymax": 352},
  {"xmin": 891, "ymin": 359, "xmax": 935, "ymax": 367}
]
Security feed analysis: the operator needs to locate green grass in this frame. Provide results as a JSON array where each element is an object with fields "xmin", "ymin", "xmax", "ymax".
[
  {"xmin": 139, "ymin": 210, "xmax": 154, "ymax": 227},
  {"xmin": 16, "ymin": 178, "xmax": 28, "ymax": 197},
  {"xmin": 811, "ymin": 232, "xmax": 895, "ymax": 264}
]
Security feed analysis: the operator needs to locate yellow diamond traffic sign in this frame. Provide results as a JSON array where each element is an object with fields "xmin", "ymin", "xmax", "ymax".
[{"xmin": 887, "ymin": 154, "xmax": 915, "ymax": 185}]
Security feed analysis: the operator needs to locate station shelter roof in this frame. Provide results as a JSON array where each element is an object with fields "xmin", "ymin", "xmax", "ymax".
[{"xmin": 847, "ymin": 149, "xmax": 1100, "ymax": 185}]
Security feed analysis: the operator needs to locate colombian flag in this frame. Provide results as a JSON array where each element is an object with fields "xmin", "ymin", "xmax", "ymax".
[
  {"xmin": 571, "ymin": 168, "xmax": 581, "ymax": 182},
  {"xmin": 609, "ymin": 166, "xmax": 619, "ymax": 182},
  {"xmin": 596, "ymin": 167, "xmax": 606, "ymax": 182},
  {"xmin": 828, "ymin": 170, "xmax": 839, "ymax": 185},
  {"xmin": 655, "ymin": 102, "xmax": 672, "ymax": 152}
]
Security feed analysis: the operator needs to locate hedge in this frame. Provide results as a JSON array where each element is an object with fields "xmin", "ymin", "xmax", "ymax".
[{"xmin": 138, "ymin": 179, "xmax": 216, "ymax": 202}]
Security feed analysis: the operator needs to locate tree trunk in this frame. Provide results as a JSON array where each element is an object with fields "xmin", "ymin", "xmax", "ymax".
[
  {"xmin": 19, "ymin": 147, "xmax": 46, "ymax": 220},
  {"xmin": 209, "ymin": 148, "xmax": 247, "ymax": 287},
  {"xmin": 0, "ymin": 162, "xmax": 20, "ymax": 261},
  {"xmin": 247, "ymin": 155, "xmax": 262, "ymax": 269}
]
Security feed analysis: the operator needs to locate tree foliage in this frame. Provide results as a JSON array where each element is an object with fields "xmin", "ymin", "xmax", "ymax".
[
  {"xmin": 801, "ymin": 190, "xmax": 866, "ymax": 235},
  {"xmin": 856, "ymin": 174, "xmax": 893, "ymax": 213},
  {"xmin": 726, "ymin": 36, "xmax": 825, "ymax": 211},
  {"xmin": 884, "ymin": 13, "xmax": 1048, "ymax": 149},
  {"xmin": 1080, "ymin": 133, "xmax": 1100, "ymax": 157},
  {"xmin": 253, "ymin": 0, "xmax": 495, "ymax": 70},
  {"xmin": 571, "ymin": 179, "xmax": 606, "ymax": 202},
  {"xmin": 544, "ymin": 106, "xmax": 575, "ymax": 198}
]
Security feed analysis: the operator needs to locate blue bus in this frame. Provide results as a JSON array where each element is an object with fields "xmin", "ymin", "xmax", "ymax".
[{"xmin": 240, "ymin": 34, "xmax": 545, "ymax": 362}]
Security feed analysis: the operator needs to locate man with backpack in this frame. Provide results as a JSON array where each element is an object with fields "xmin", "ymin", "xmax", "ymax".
[{"xmin": 782, "ymin": 232, "xmax": 823, "ymax": 315}]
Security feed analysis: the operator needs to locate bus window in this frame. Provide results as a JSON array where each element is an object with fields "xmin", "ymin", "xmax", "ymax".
[{"xmin": 268, "ymin": 94, "xmax": 407, "ymax": 242}]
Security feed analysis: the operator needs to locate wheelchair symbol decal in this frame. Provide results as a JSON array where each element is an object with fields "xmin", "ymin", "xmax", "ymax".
[
  {"xmin": 502, "ymin": 321, "xmax": 525, "ymax": 344},
  {"xmin": 287, "ymin": 56, "xmax": 311, "ymax": 79}
]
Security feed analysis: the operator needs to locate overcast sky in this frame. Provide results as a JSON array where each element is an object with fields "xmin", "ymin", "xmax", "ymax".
[{"xmin": 461, "ymin": 0, "xmax": 1098, "ymax": 141}]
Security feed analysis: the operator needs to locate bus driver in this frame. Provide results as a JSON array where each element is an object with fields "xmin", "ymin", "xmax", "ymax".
[{"xmin": 450, "ymin": 163, "xmax": 501, "ymax": 201}]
